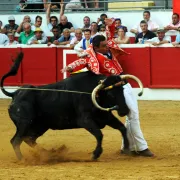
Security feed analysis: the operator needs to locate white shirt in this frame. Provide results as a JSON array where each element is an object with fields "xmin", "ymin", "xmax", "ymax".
[
  {"xmin": 6, "ymin": 41, "xmax": 19, "ymax": 46},
  {"xmin": 132, "ymin": 20, "xmax": 159, "ymax": 33},
  {"xmin": 91, "ymin": 32, "xmax": 100, "ymax": 38},
  {"xmin": 0, "ymin": 33, "xmax": 9, "ymax": 45},
  {"xmin": 147, "ymin": 35, "xmax": 171, "ymax": 43}
]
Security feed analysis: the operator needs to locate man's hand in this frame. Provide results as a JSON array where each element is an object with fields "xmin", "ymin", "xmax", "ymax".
[
  {"xmin": 152, "ymin": 42, "xmax": 160, "ymax": 46},
  {"xmin": 53, "ymin": 40, "xmax": 59, "ymax": 45}
]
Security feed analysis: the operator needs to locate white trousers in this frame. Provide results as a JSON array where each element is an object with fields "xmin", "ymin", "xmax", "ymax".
[{"xmin": 122, "ymin": 83, "xmax": 148, "ymax": 151}]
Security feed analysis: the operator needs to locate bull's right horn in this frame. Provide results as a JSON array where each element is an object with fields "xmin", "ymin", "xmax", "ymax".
[{"xmin": 120, "ymin": 74, "xmax": 144, "ymax": 96}]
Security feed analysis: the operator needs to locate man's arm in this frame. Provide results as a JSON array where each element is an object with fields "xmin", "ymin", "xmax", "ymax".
[
  {"xmin": 46, "ymin": 3, "xmax": 51, "ymax": 25},
  {"xmin": 74, "ymin": 39, "xmax": 83, "ymax": 52},
  {"xmin": 43, "ymin": 0, "xmax": 48, "ymax": 9},
  {"xmin": 59, "ymin": 0, "xmax": 64, "ymax": 23}
]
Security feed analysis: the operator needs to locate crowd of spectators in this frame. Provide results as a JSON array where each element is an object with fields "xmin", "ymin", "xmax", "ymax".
[{"xmin": 0, "ymin": 4, "xmax": 180, "ymax": 52}]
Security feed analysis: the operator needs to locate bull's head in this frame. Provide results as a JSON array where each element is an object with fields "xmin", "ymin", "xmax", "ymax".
[{"xmin": 91, "ymin": 74, "xmax": 143, "ymax": 117}]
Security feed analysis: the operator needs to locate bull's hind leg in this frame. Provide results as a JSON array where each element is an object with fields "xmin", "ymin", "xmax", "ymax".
[{"xmin": 107, "ymin": 117, "xmax": 130, "ymax": 154}]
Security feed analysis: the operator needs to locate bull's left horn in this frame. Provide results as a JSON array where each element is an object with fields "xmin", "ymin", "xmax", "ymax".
[
  {"xmin": 120, "ymin": 74, "xmax": 144, "ymax": 96},
  {"xmin": 91, "ymin": 84, "xmax": 118, "ymax": 112}
]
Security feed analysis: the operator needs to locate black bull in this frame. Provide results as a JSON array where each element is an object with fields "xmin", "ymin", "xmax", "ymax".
[{"xmin": 0, "ymin": 53, "xmax": 142, "ymax": 160}]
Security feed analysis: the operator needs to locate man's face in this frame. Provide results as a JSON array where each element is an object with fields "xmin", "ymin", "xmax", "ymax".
[
  {"xmin": 143, "ymin": 13, "xmax": 150, "ymax": 21},
  {"xmin": 52, "ymin": 28, "xmax": 59, "ymax": 37},
  {"xmin": 140, "ymin": 23, "xmax": 148, "ymax": 32},
  {"xmin": 115, "ymin": 20, "xmax": 121, "ymax": 27},
  {"xmin": 94, "ymin": 40, "xmax": 108, "ymax": 54},
  {"xmin": 24, "ymin": 16, "xmax": 31, "ymax": 23},
  {"xmin": 172, "ymin": 15, "xmax": 179, "ymax": 25},
  {"xmin": 9, "ymin": 20, "xmax": 15, "ymax": 26},
  {"xmin": 24, "ymin": 25, "xmax": 31, "ymax": 33},
  {"xmin": 63, "ymin": 30, "xmax": 70, "ymax": 38},
  {"xmin": 8, "ymin": 34, "xmax": 14, "ymax": 41},
  {"xmin": 75, "ymin": 30, "xmax": 82, "ymax": 41},
  {"xmin": 157, "ymin": 32, "xmax": 165, "ymax": 40},
  {"xmin": 36, "ymin": 18, "xmax": 42, "ymax": 27},
  {"xmin": 50, "ymin": 18, "xmax": 57, "ymax": 26},
  {"xmin": 61, "ymin": 16, "xmax": 68, "ymax": 25},
  {"xmin": 100, "ymin": 15, "xmax": 107, "ymax": 22},
  {"xmin": 84, "ymin": 31, "xmax": 91, "ymax": 40},
  {"xmin": 83, "ymin": 17, "xmax": 90, "ymax": 26},
  {"xmin": 91, "ymin": 23, "xmax": 98, "ymax": 32},
  {"xmin": 35, "ymin": 31, "xmax": 42, "ymax": 39}
]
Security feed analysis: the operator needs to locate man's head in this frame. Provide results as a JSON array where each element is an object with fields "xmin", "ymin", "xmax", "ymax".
[
  {"xmin": 100, "ymin": 14, "xmax": 107, "ymax": 23},
  {"xmin": 52, "ymin": 26, "xmax": 60, "ymax": 37},
  {"xmin": 140, "ymin": 20, "xmax": 148, "ymax": 33},
  {"xmin": 23, "ymin": 15, "xmax": 31, "ymax": 23},
  {"xmin": 99, "ymin": 25, "xmax": 106, "ymax": 32},
  {"xmin": 91, "ymin": 22, "xmax": 98, "ymax": 32},
  {"xmin": 75, "ymin": 28, "xmax": 83, "ymax": 41},
  {"xmin": 117, "ymin": 27, "xmax": 126, "ymax": 36},
  {"xmin": 34, "ymin": 28, "xmax": 43, "ymax": 40},
  {"xmin": 50, "ymin": 16, "xmax": 58, "ymax": 26},
  {"xmin": 83, "ymin": 16, "xmax": 90, "ymax": 26},
  {"xmin": 60, "ymin": 15, "xmax": 68, "ymax": 26},
  {"xmin": 172, "ymin": 13, "xmax": 179, "ymax": 25},
  {"xmin": 115, "ymin": 18, "xmax": 121, "ymax": 27},
  {"xmin": 84, "ymin": 29, "xmax": 91, "ymax": 40},
  {"xmin": 23, "ymin": 22, "xmax": 31, "ymax": 34},
  {"xmin": 63, "ymin": 28, "xmax": 70, "ymax": 38},
  {"xmin": 35, "ymin": 16, "xmax": 42, "ymax": 27},
  {"xmin": 157, "ymin": 28, "xmax": 166, "ymax": 41},
  {"xmin": 92, "ymin": 35, "xmax": 108, "ymax": 54},
  {"xmin": 7, "ymin": 32, "xmax": 15, "ymax": 42},
  {"xmin": 143, "ymin": 11, "xmax": 151, "ymax": 22},
  {"xmin": 8, "ymin": 16, "xmax": 15, "ymax": 26}
]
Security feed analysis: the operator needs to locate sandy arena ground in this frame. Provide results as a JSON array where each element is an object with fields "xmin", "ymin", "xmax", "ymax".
[{"xmin": 0, "ymin": 99, "xmax": 180, "ymax": 180}]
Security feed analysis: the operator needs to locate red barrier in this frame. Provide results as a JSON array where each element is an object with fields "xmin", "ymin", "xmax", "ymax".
[
  {"xmin": 0, "ymin": 48, "xmax": 22, "ymax": 86},
  {"xmin": 21, "ymin": 47, "xmax": 57, "ymax": 85}
]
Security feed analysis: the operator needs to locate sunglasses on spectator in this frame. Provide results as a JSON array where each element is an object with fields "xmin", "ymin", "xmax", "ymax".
[
  {"xmin": 51, "ymin": 20, "xmax": 57, "ymax": 22},
  {"xmin": 9, "ymin": 20, "xmax": 15, "ymax": 22}
]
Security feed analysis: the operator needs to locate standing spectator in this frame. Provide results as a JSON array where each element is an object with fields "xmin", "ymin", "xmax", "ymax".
[
  {"xmin": 0, "ymin": 21, "xmax": 3, "ymax": 33},
  {"xmin": 31, "ymin": 16, "xmax": 43, "ymax": 31},
  {"xmin": 90, "ymin": 22, "xmax": 99, "ymax": 38},
  {"xmin": 6, "ymin": 33, "xmax": 19, "ymax": 45},
  {"xmin": 46, "ymin": 2, "xmax": 63, "ymax": 31},
  {"xmin": 47, "ymin": 26, "xmax": 61, "ymax": 46},
  {"xmin": 94, "ymin": 0, "xmax": 99, "ymax": 8},
  {"xmin": 56, "ymin": 28, "xmax": 73, "ymax": 45},
  {"xmin": 135, "ymin": 20, "xmax": 156, "ymax": 44},
  {"xmin": 164, "ymin": 13, "xmax": 180, "ymax": 31},
  {"xmin": 18, "ymin": 23, "xmax": 34, "ymax": 44},
  {"xmin": 28, "ymin": 27, "xmax": 48, "ymax": 44},
  {"xmin": 74, "ymin": 29, "xmax": 92, "ymax": 54},
  {"xmin": 70, "ymin": 28, "xmax": 83, "ymax": 49},
  {"xmin": 16, "ymin": 15, "xmax": 32, "ymax": 34},
  {"xmin": 114, "ymin": 27, "xmax": 130, "ymax": 44},
  {"xmin": 0, "ymin": 33, "xmax": 9, "ymax": 45},
  {"xmin": 172, "ymin": 27, "xmax": 180, "ymax": 47},
  {"xmin": 114, "ymin": 18, "xmax": 127, "ymax": 37},
  {"xmin": 146, "ymin": 28, "xmax": 171, "ymax": 46},
  {"xmin": 130, "ymin": 11, "xmax": 159, "ymax": 35},
  {"xmin": 97, "ymin": 14, "xmax": 107, "ymax": 31},
  {"xmin": 3, "ymin": 16, "xmax": 19, "ymax": 35},
  {"xmin": 82, "ymin": 16, "xmax": 91, "ymax": 30}
]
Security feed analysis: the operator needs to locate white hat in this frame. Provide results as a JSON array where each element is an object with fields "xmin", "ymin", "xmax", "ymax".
[{"xmin": 8, "ymin": 16, "xmax": 15, "ymax": 21}]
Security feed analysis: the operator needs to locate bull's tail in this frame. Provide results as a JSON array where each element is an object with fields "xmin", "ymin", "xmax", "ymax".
[{"xmin": 0, "ymin": 52, "xmax": 24, "ymax": 98}]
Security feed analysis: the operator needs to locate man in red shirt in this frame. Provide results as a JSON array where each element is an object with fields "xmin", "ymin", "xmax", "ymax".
[{"xmin": 63, "ymin": 18, "xmax": 154, "ymax": 157}]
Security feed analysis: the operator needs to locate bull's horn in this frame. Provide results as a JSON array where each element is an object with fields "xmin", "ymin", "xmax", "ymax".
[
  {"xmin": 120, "ymin": 74, "xmax": 143, "ymax": 96},
  {"xmin": 91, "ymin": 84, "xmax": 119, "ymax": 112}
]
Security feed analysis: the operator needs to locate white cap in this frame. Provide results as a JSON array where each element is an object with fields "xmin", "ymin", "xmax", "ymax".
[{"xmin": 8, "ymin": 16, "xmax": 15, "ymax": 21}]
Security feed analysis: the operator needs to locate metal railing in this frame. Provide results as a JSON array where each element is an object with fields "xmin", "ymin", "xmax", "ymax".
[{"xmin": 0, "ymin": 0, "xmax": 172, "ymax": 14}]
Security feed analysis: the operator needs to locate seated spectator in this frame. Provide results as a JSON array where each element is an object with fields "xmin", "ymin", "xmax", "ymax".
[
  {"xmin": 130, "ymin": 11, "xmax": 159, "ymax": 35},
  {"xmin": 3, "ymin": 16, "xmax": 19, "ymax": 35},
  {"xmin": 28, "ymin": 28, "xmax": 48, "ymax": 44},
  {"xmin": 65, "ymin": 0, "xmax": 83, "ymax": 11},
  {"xmin": 18, "ymin": 23, "xmax": 34, "ymax": 44},
  {"xmin": 114, "ymin": 27, "xmax": 130, "ymax": 44},
  {"xmin": 47, "ymin": 26, "xmax": 61, "ymax": 46},
  {"xmin": 0, "ymin": 21, "xmax": 3, "ymax": 33},
  {"xmin": 135, "ymin": 20, "xmax": 156, "ymax": 44},
  {"xmin": 74, "ymin": 29, "xmax": 92, "ymax": 55},
  {"xmin": 164, "ymin": 13, "xmax": 180, "ymax": 31},
  {"xmin": 56, "ymin": 28, "xmax": 73, "ymax": 45},
  {"xmin": 145, "ymin": 28, "xmax": 171, "ymax": 46},
  {"xmin": 97, "ymin": 14, "xmax": 107, "ymax": 31},
  {"xmin": 6, "ymin": 33, "xmax": 19, "ymax": 45},
  {"xmin": 0, "ymin": 33, "xmax": 9, "ymax": 45},
  {"xmin": 46, "ymin": 2, "xmax": 63, "ymax": 31},
  {"xmin": 16, "ymin": 15, "xmax": 32, "ymax": 34},
  {"xmin": 31, "ymin": 16, "xmax": 43, "ymax": 31},
  {"xmin": 99, "ymin": 25, "xmax": 106, "ymax": 38},
  {"xmin": 70, "ymin": 28, "xmax": 83, "ymax": 49},
  {"xmin": 114, "ymin": 18, "xmax": 128, "ymax": 38},
  {"xmin": 90, "ymin": 22, "xmax": 99, "ymax": 38},
  {"xmin": 172, "ymin": 27, "xmax": 180, "ymax": 47},
  {"xmin": 82, "ymin": 16, "xmax": 91, "ymax": 30}
]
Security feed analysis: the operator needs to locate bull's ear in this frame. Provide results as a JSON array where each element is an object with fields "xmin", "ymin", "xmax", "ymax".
[{"xmin": 103, "ymin": 76, "xmax": 122, "ymax": 87}]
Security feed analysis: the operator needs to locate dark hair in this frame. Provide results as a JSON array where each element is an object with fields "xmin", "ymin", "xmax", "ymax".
[
  {"xmin": 173, "ymin": 13, "xmax": 180, "ymax": 19},
  {"xmin": 50, "ymin": 16, "xmax": 58, "ymax": 23},
  {"xmin": 115, "ymin": 18, "xmax": 121, "ymax": 23},
  {"xmin": 143, "ymin": 11, "xmax": 150, "ymax": 16},
  {"xmin": 100, "ymin": 14, "xmax": 107, "ymax": 18},
  {"xmin": 52, "ymin": 26, "xmax": 59, "ymax": 31},
  {"xmin": 140, "ymin": 20, "xmax": 147, "ymax": 24},
  {"xmin": 83, "ymin": 16, "xmax": 90, "ymax": 21},
  {"xmin": 84, "ymin": 29, "xmax": 91, "ymax": 33},
  {"xmin": 92, "ymin": 35, "xmax": 106, "ymax": 48},
  {"xmin": 118, "ymin": 26, "xmax": 126, "ymax": 33},
  {"xmin": 35, "ymin": 15, "xmax": 42, "ymax": 22}
]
